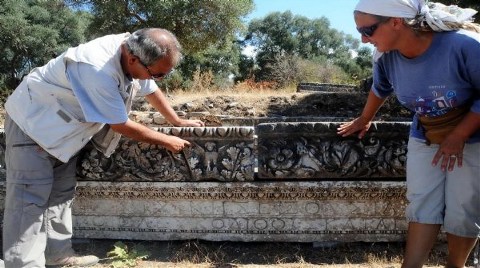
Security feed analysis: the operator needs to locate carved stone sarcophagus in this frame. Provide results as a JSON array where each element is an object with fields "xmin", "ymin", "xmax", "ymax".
[{"xmin": 0, "ymin": 113, "xmax": 412, "ymax": 242}]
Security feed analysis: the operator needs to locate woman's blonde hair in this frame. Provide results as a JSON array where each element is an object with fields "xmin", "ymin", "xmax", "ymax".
[{"xmin": 404, "ymin": 16, "xmax": 480, "ymax": 33}]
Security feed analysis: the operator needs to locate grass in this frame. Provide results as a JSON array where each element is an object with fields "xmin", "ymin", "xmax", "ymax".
[
  {"xmin": 165, "ymin": 83, "xmax": 297, "ymax": 105},
  {"xmin": 70, "ymin": 239, "xmax": 459, "ymax": 268}
]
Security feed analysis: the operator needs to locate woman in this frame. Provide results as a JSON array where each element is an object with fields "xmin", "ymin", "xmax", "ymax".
[{"xmin": 337, "ymin": 0, "xmax": 480, "ymax": 267}]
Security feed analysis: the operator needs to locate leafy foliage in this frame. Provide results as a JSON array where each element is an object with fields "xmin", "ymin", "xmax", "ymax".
[
  {"xmin": 172, "ymin": 41, "xmax": 243, "ymax": 90},
  {"xmin": 243, "ymin": 11, "xmax": 372, "ymax": 85},
  {"xmin": 65, "ymin": 0, "xmax": 253, "ymax": 91},
  {"xmin": 0, "ymin": 0, "xmax": 90, "ymax": 89},
  {"xmin": 107, "ymin": 241, "xmax": 149, "ymax": 268},
  {"xmin": 66, "ymin": 0, "xmax": 253, "ymax": 53},
  {"xmin": 7, "ymin": 1, "xmax": 477, "ymax": 93}
]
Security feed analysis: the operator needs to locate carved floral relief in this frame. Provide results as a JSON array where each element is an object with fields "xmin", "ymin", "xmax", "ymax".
[
  {"xmin": 78, "ymin": 127, "xmax": 255, "ymax": 182},
  {"xmin": 257, "ymin": 122, "xmax": 409, "ymax": 179}
]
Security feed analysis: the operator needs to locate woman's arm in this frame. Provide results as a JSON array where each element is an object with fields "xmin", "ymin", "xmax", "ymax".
[{"xmin": 337, "ymin": 90, "xmax": 387, "ymax": 139}]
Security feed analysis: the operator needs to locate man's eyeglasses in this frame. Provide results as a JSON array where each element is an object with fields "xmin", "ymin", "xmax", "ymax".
[
  {"xmin": 356, "ymin": 20, "xmax": 385, "ymax": 37},
  {"xmin": 138, "ymin": 60, "xmax": 170, "ymax": 81}
]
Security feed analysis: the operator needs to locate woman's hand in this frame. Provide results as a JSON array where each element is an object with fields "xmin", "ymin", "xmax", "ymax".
[
  {"xmin": 431, "ymin": 112, "xmax": 480, "ymax": 171},
  {"xmin": 337, "ymin": 116, "xmax": 372, "ymax": 139},
  {"xmin": 432, "ymin": 134, "xmax": 465, "ymax": 172}
]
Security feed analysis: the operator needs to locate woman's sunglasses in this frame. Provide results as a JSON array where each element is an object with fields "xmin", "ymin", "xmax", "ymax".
[{"xmin": 356, "ymin": 20, "xmax": 385, "ymax": 37}]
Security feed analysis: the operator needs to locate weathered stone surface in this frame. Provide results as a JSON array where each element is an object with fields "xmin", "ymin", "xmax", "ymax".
[
  {"xmin": 72, "ymin": 181, "xmax": 407, "ymax": 242},
  {"xmin": 78, "ymin": 126, "xmax": 256, "ymax": 182},
  {"xmin": 297, "ymin": 83, "xmax": 356, "ymax": 93},
  {"xmin": 0, "ymin": 121, "xmax": 411, "ymax": 242},
  {"xmin": 257, "ymin": 122, "xmax": 409, "ymax": 179}
]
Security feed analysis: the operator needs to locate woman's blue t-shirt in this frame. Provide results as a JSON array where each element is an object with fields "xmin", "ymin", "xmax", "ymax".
[{"xmin": 373, "ymin": 30, "xmax": 480, "ymax": 142}]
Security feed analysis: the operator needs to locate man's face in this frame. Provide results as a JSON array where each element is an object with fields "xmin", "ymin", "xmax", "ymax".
[
  {"xmin": 135, "ymin": 56, "xmax": 174, "ymax": 81},
  {"xmin": 125, "ymin": 47, "xmax": 174, "ymax": 81}
]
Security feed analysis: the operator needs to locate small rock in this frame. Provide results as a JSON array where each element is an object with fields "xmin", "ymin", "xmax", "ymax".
[
  {"xmin": 181, "ymin": 102, "xmax": 194, "ymax": 111},
  {"xmin": 176, "ymin": 111, "xmax": 187, "ymax": 117},
  {"xmin": 227, "ymin": 102, "xmax": 238, "ymax": 109},
  {"xmin": 129, "ymin": 111, "xmax": 153, "ymax": 124},
  {"xmin": 188, "ymin": 111, "xmax": 211, "ymax": 118},
  {"xmin": 153, "ymin": 112, "xmax": 167, "ymax": 125}
]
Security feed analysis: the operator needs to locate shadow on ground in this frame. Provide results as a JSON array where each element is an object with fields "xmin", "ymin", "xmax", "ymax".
[
  {"xmin": 273, "ymin": 92, "xmax": 413, "ymax": 120},
  {"xmin": 72, "ymin": 239, "xmax": 457, "ymax": 267}
]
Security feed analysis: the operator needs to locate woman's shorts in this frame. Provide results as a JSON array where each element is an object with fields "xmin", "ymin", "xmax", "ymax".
[{"xmin": 406, "ymin": 138, "xmax": 480, "ymax": 238}]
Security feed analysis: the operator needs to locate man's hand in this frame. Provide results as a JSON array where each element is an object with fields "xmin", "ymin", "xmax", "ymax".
[
  {"xmin": 145, "ymin": 90, "xmax": 206, "ymax": 127},
  {"xmin": 110, "ymin": 120, "xmax": 192, "ymax": 153},
  {"xmin": 175, "ymin": 119, "xmax": 205, "ymax": 127},
  {"xmin": 163, "ymin": 135, "xmax": 191, "ymax": 153}
]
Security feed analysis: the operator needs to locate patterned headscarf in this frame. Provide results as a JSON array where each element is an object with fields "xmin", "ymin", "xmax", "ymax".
[{"xmin": 354, "ymin": 0, "xmax": 477, "ymax": 32}]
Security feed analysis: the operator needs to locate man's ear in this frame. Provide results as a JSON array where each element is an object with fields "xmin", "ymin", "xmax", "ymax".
[
  {"xmin": 127, "ymin": 53, "xmax": 138, "ymax": 65},
  {"xmin": 122, "ymin": 44, "xmax": 138, "ymax": 65}
]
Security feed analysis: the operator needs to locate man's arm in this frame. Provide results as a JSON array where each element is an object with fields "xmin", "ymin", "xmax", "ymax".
[
  {"xmin": 145, "ymin": 89, "xmax": 204, "ymax": 127},
  {"xmin": 109, "ymin": 119, "xmax": 190, "ymax": 153},
  {"xmin": 109, "ymin": 88, "xmax": 204, "ymax": 153}
]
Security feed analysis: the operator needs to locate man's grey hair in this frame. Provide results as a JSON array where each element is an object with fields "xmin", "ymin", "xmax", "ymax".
[{"xmin": 126, "ymin": 28, "xmax": 182, "ymax": 66}]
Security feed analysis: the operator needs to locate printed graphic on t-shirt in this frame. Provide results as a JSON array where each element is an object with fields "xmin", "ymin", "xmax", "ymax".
[{"xmin": 414, "ymin": 89, "xmax": 458, "ymax": 117}]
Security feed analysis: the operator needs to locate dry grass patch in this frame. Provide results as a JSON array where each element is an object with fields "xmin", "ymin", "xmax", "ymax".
[{"xmin": 71, "ymin": 239, "xmax": 455, "ymax": 268}]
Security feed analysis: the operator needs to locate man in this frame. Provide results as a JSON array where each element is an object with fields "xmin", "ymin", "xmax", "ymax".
[{"xmin": 2, "ymin": 28, "xmax": 204, "ymax": 267}]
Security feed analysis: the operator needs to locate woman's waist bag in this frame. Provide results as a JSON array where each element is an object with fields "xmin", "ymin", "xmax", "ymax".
[{"xmin": 418, "ymin": 105, "xmax": 470, "ymax": 145}]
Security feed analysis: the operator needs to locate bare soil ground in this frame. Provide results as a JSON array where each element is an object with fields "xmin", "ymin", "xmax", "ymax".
[
  {"xmin": 73, "ymin": 238, "xmax": 454, "ymax": 268},
  {"xmin": 0, "ymin": 88, "xmax": 411, "ymax": 127},
  {"xmin": 131, "ymin": 89, "xmax": 413, "ymax": 124}
]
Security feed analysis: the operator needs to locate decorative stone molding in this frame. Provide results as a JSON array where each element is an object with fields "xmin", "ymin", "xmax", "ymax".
[
  {"xmin": 257, "ymin": 122, "xmax": 409, "ymax": 179},
  {"xmin": 72, "ymin": 181, "xmax": 407, "ymax": 242},
  {"xmin": 76, "ymin": 122, "xmax": 409, "ymax": 182},
  {"xmin": 78, "ymin": 127, "xmax": 256, "ymax": 182}
]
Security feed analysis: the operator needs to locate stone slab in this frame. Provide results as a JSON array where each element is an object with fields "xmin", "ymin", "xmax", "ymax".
[
  {"xmin": 297, "ymin": 83, "xmax": 356, "ymax": 93},
  {"xmin": 71, "ymin": 181, "xmax": 407, "ymax": 242},
  {"xmin": 256, "ymin": 122, "xmax": 410, "ymax": 179},
  {"xmin": 78, "ymin": 126, "xmax": 256, "ymax": 182}
]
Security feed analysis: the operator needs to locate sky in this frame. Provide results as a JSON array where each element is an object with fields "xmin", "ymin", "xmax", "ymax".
[{"xmin": 245, "ymin": 0, "xmax": 360, "ymax": 38}]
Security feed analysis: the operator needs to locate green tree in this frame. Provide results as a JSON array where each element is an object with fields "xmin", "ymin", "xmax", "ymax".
[
  {"xmin": 180, "ymin": 41, "xmax": 243, "ymax": 88},
  {"xmin": 158, "ymin": 40, "xmax": 244, "ymax": 92},
  {"xmin": 66, "ymin": 0, "xmax": 253, "ymax": 53},
  {"xmin": 66, "ymin": 0, "xmax": 253, "ymax": 90},
  {"xmin": 244, "ymin": 11, "xmax": 371, "ymax": 85},
  {"xmin": 0, "ymin": 0, "xmax": 90, "ymax": 89},
  {"xmin": 236, "ymin": 53, "xmax": 256, "ymax": 82}
]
